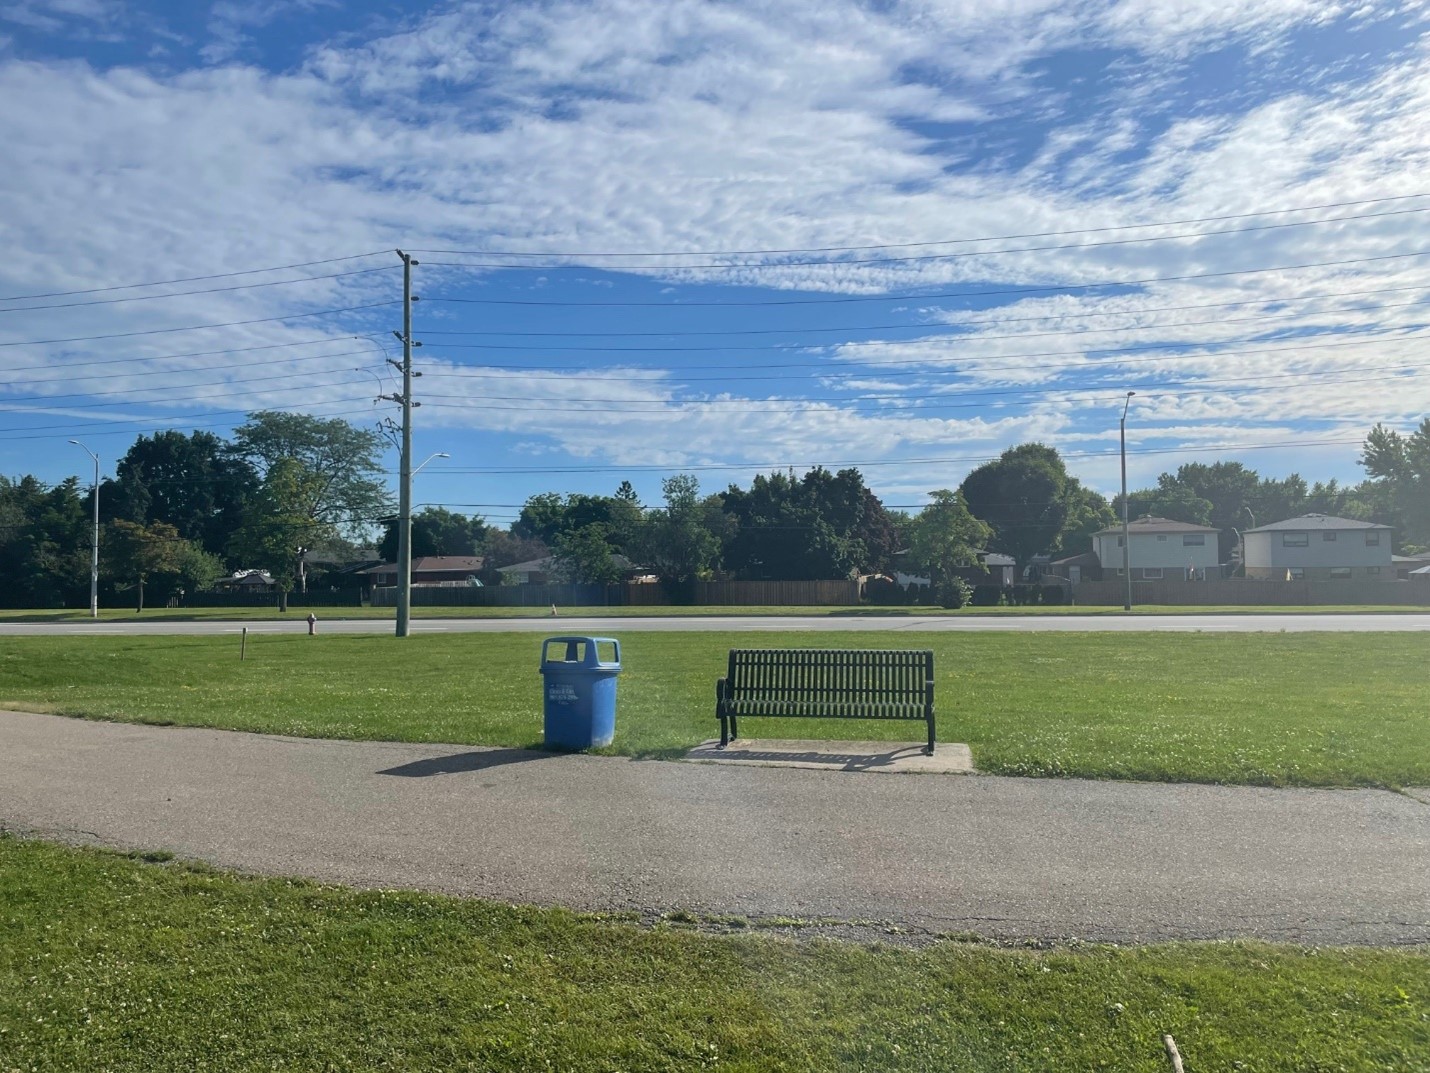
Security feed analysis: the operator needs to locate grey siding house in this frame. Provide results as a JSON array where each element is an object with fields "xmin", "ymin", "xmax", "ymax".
[{"xmin": 1242, "ymin": 514, "xmax": 1392, "ymax": 580}]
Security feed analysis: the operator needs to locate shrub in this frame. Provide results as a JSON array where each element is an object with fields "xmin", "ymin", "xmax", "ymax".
[
  {"xmin": 970, "ymin": 584, "xmax": 1003, "ymax": 606},
  {"xmin": 939, "ymin": 578, "xmax": 973, "ymax": 609},
  {"xmin": 1041, "ymin": 584, "xmax": 1066, "ymax": 605}
]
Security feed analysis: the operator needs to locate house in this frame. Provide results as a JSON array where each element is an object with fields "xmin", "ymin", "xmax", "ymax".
[
  {"xmin": 215, "ymin": 569, "xmax": 276, "ymax": 592},
  {"xmin": 1045, "ymin": 551, "xmax": 1101, "ymax": 583},
  {"xmin": 358, "ymin": 556, "xmax": 486, "ymax": 590},
  {"xmin": 496, "ymin": 556, "xmax": 555, "ymax": 585},
  {"xmin": 1091, "ymin": 516, "xmax": 1222, "ymax": 580},
  {"xmin": 1393, "ymin": 553, "xmax": 1430, "ymax": 580},
  {"xmin": 495, "ymin": 554, "xmax": 646, "ymax": 585},
  {"xmin": 1242, "ymin": 514, "xmax": 1392, "ymax": 581}
]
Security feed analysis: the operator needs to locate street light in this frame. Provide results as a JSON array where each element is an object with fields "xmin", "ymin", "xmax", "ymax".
[
  {"xmin": 413, "ymin": 451, "xmax": 449, "ymax": 475},
  {"xmin": 1119, "ymin": 392, "xmax": 1135, "ymax": 612},
  {"xmin": 68, "ymin": 440, "xmax": 100, "ymax": 619}
]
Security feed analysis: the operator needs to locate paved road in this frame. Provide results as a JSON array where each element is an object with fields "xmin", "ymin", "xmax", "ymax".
[
  {"xmin": 3, "ymin": 613, "xmax": 1429, "ymax": 636},
  {"xmin": 3, "ymin": 711, "xmax": 1426, "ymax": 945}
]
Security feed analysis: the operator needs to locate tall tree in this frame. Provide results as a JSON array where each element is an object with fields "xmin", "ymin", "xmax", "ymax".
[
  {"xmin": 638, "ymin": 474, "xmax": 725, "ymax": 584},
  {"xmin": 227, "ymin": 459, "xmax": 331, "ymax": 611},
  {"xmin": 105, "ymin": 519, "xmax": 184, "ymax": 613},
  {"xmin": 0, "ymin": 476, "xmax": 90, "ymax": 608},
  {"xmin": 1360, "ymin": 419, "xmax": 1430, "ymax": 550},
  {"xmin": 552, "ymin": 524, "xmax": 624, "ymax": 585},
  {"xmin": 513, "ymin": 488, "xmax": 643, "ymax": 555},
  {"xmin": 958, "ymin": 444, "xmax": 1071, "ymax": 567},
  {"xmin": 108, "ymin": 430, "xmax": 257, "ymax": 558},
  {"xmin": 378, "ymin": 507, "xmax": 488, "ymax": 561},
  {"xmin": 230, "ymin": 411, "xmax": 391, "ymax": 538},
  {"xmin": 905, "ymin": 490, "xmax": 993, "ymax": 601},
  {"xmin": 718, "ymin": 467, "xmax": 897, "ymax": 580}
]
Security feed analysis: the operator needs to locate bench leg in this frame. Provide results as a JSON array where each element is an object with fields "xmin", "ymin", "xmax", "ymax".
[
  {"xmin": 719, "ymin": 713, "xmax": 729, "ymax": 748},
  {"xmin": 926, "ymin": 713, "xmax": 935, "ymax": 756}
]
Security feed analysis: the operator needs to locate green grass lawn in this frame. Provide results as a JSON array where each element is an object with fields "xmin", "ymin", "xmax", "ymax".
[
  {"xmin": 0, "ymin": 602, "xmax": 1425, "ymax": 622},
  {"xmin": 2, "ymin": 836, "xmax": 1425, "ymax": 1073},
  {"xmin": 2, "ymin": 631, "xmax": 1426, "ymax": 787}
]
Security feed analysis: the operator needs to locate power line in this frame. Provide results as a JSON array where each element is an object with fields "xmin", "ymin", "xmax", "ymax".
[
  {"xmin": 0, "ymin": 301, "xmax": 401, "ymax": 348},
  {"xmin": 0, "ymin": 334, "xmax": 391, "ymax": 374},
  {"xmin": 405, "ymin": 192, "xmax": 1430, "ymax": 258},
  {"xmin": 4, "ymin": 349, "xmax": 381, "ymax": 389},
  {"xmin": 416, "ymin": 250, "xmax": 1430, "ymax": 308},
  {"xmin": 424, "ymin": 436, "xmax": 1376, "ymax": 478},
  {"xmin": 415, "ymin": 369, "xmax": 1424, "ymax": 417},
  {"xmin": 413, "ymin": 284, "xmax": 1430, "ymax": 341},
  {"xmin": 413, "ymin": 206, "xmax": 1430, "ymax": 272},
  {"xmin": 0, "ymin": 266, "xmax": 399, "ymax": 315},
  {"xmin": 0, "ymin": 400, "xmax": 376, "ymax": 440},
  {"xmin": 417, "ymin": 325, "xmax": 1430, "ymax": 383},
  {"xmin": 1, "ymin": 369, "xmax": 378, "ymax": 408},
  {"xmin": 0, "ymin": 250, "xmax": 392, "ymax": 302}
]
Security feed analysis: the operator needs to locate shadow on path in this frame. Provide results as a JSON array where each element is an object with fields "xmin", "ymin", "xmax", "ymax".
[{"xmin": 377, "ymin": 748, "xmax": 558, "ymax": 778}]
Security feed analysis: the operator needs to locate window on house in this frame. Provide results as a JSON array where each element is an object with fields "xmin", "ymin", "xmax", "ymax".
[
  {"xmin": 1323, "ymin": 531, "xmax": 1336, "ymax": 541},
  {"xmin": 1288, "ymin": 567, "xmax": 1305, "ymax": 579},
  {"xmin": 1366, "ymin": 532, "xmax": 1380, "ymax": 546},
  {"xmin": 1367, "ymin": 566, "xmax": 1381, "ymax": 575},
  {"xmin": 1117, "ymin": 535, "xmax": 1124, "ymax": 547},
  {"xmin": 1141, "ymin": 568, "xmax": 1163, "ymax": 579},
  {"xmin": 1282, "ymin": 533, "xmax": 1308, "ymax": 547},
  {"xmin": 1182, "ymin": 534, "xmax": 1205, "ymax": 546},
  {"xmin": 1330, "ymin": 567, "xmax": 1352, "ymax": 579},
  {"xmin": 1156, "ymin": 534, "xmax": 1167, "ymax": 541}
]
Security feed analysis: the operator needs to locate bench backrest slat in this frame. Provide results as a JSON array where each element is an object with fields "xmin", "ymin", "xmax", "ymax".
[{"xmin": 726, "ymin": 649, "xmax": 931, "ymax": 705}]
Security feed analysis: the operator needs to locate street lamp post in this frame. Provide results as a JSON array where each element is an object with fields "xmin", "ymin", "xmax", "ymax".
[
  {"xmin": 68, "ymin": 440, "xmax": 100, "ymax": 619},
  {"xmin": 394, "ymin": 452, "xmax": 449, "ymax": 625},
  {"xmin": 1119, "ymin": 392, "xmax": 1135, "ymax": 612}
]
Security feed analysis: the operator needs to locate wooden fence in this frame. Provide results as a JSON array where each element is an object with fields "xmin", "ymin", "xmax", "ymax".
[
  {"xmin": 1071, "ymin": 578, "xmax": 1430, "ymax": 606},
  {"xmin": 370, "ymin": 578, "xmax": 861, "ymax": 608}
]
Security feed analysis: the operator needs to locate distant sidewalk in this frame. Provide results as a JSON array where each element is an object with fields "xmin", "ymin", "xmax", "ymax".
[{"xmin": 2, "ymin": 711, "xmax": 1426, "ymax": 945}]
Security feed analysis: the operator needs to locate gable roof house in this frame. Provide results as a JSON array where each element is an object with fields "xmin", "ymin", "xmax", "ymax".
[
  {"xmin": 1091, "ymin": 516, "xmax": 1222, "ymax": 581},
  {"xmin": 1242, "ymin": 515, "xmax": 1392, "ymax": 581},
  {"xmin": 358, "ymin": 556, "xmax": 486, "ymax": 591}
]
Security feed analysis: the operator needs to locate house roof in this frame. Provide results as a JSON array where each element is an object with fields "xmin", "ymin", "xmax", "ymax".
[
  {"xmin": 1093, "ymin": 515, "xmax": 1220, "ymax": 536},
  {"xmin": 1050, "ymin": 551, "xmax": 1100, "ymax": 567},
  {"xmin": 1246, "ymin": 509, "xmax": 1389, "ymax": 532},
  {"xmin": 1245, "ymin": 514, "xmax": 1391, "ymax": 533},
  {"xmin": 358, "ymin": 556, "xmax": 485, "ymax": 575},
  {"xmin": 1392, "ymin": 554, "xmax": 1430, "ymax": 564},
  {"xmin": 496, "ymin": 556, "xmax": 555, "ymax": 574},
  {"xmin": 1410, "ymin": 564, "xmax": 1430, "ymax": 576}
]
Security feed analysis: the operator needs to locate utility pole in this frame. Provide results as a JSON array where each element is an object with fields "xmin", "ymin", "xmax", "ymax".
[
  {"xmin": 1120, "ymin": 392, "xmax": 1135, "ymax": 612},
  {"xmin": 388, "ymin": 250, "xmax": 420, "ymax": 638},
  {"xmin": 69, "ymin": 440, "xmax": 100, "ymax": 618}
]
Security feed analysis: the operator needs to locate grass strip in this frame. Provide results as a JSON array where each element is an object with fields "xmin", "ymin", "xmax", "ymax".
[
  {"xmin": 0, "ymin": 603, "xmax": 1426, "ymax": 622},
  {"xmin": 2, "ymin": 631, "xmax": 1427, "ymax": 787},
  {"xmin": 1, "ymin": 836, "xmax": 1425, "ymax": 1072}
]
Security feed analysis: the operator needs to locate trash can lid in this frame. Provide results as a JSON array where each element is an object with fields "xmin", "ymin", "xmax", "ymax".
[{"xmin": 540, "ymin": 636, "xmax": 621, "ymax": 669}]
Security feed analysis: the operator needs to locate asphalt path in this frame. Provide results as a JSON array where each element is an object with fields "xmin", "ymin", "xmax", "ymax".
[
  {"xmin": 3, "ymin": 711, "xmax": 1426, "ymax": 945},
  {"xmin": 3, "ymin": 612, "xmax": 1430, "ymax": 636}
]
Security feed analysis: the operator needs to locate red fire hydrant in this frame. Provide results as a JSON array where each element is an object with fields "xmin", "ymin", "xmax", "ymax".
[{"xmin": 306, "ymin": 612, "xmax": 317, "ymax": 636}]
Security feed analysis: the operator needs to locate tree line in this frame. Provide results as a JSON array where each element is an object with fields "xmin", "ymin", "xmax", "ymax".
[{"xmin": 3, "ymin": 412, "xmax": 1425, "ymax": 609}]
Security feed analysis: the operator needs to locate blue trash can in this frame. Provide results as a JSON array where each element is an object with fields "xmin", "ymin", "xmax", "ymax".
[{"xmin": 539, "ymin": 636, "xmax": 622, "ymax": 749}]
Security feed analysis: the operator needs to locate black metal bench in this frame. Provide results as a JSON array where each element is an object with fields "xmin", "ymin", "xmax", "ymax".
[{"xmin": 715, "ymin": 648, "xmax": 936, "ymax": 755}]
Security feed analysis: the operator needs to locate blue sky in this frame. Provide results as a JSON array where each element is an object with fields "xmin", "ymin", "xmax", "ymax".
[{"xmin": 2, "ymin": 0, "xmax": 1429, "ymax": 530}]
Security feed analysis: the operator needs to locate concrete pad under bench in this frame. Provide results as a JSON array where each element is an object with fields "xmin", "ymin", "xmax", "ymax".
[{"xmin": 683, "ymin": 738, "xmax": 975, "ymax": 774}]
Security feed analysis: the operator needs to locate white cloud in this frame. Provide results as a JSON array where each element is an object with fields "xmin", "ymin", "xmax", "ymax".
[{"xmin": 1, "ymin": 0, "xmax": 1426, "ymax": 495}]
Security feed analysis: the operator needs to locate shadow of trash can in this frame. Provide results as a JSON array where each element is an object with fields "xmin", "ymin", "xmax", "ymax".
[{"xmin": 539, "ymin": 636, "xmax": 621, "ymax": 749}]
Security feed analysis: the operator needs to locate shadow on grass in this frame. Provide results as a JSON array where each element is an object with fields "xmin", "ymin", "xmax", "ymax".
[{"xmin": 377, "ymin": 747, "xmax": 565, "ymax": 778}]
